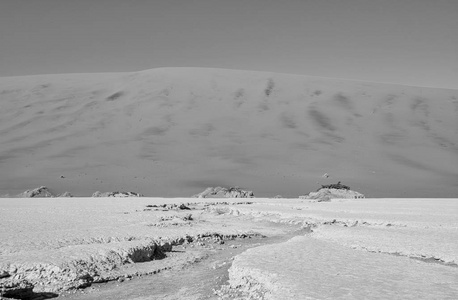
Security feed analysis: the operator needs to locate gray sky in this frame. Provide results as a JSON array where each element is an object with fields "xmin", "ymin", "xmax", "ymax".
[{"xmin": 1, "ymin": 0, "xmax": 457, "ymax": 89}]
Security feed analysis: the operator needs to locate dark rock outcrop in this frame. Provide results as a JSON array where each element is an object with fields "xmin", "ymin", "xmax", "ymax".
[{"xmin": 192, "ymin": 187, "xmax": 254, "ymax": 198}]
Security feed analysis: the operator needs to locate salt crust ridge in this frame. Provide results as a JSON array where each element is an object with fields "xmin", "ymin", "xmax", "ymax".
[
  {"xmin": 217, "ymin": 199, "xmax": 458, "ymax": 299},
  {"xmin": 0, "ymin": 232, "xmax": 257, "ymax": 294},
  {"xmin": 225, "ymin": 236, "xmax": 458, "ymax": 300},
  {"xmin": 1, "ymin": 198, "xmax": 457, "ymax": 297},
  {"xmin": 1, "ymin": 239, "xmax": 162, "ymax": 292},
  {"xmin": 0, "ymin": 198, "xmax": 266, "ymax": 295}
]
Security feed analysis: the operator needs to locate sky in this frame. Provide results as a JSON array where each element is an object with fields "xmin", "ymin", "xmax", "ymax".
[{"xmin": 0, "ymin": 0, "xmax": 457, "ymax": 89}]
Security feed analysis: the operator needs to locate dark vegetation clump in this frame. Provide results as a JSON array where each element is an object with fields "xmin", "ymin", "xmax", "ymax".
[
  {"xmin": 106, "ymin": 91, "xmax": 124, "ymax": 101},
  {"xmin": 318, "ymin": 181, "xmax": 350, "ymax": 191},
  {"xmin": 264, "ymin": 78, "xmax": 275, "ymax": 96},
  {"xmin": 228, "ymin": 186, "xmax": 242, "ymax": 192},
  {"xmin": 234, "ymin": 88, "xmax": 245, "ymax": 99}
]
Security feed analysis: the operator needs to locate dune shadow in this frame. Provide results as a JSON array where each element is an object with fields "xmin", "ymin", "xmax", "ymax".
[
  {"xmin": 308, "ymin": 107, "xmax": 335, "ymax": 131},
  {"xmin": 2, "ymin": 291, "xmax": 58, "ymax": 300},
  {"xmin": 410, "ymin": 97, "xmax": 430, "ymax": 117},
  {"xmin": 333, "ymin": 93, "xmax": 353, "ymax": 110},
  {"xmin": 189, "ymin": 123, "xmax": 215, "ymax": 137},
  {"xmin": 33, "ymin": 292, "xmax": 59, "ymax": 299},
  {"xmin": 279, "ymin": 112, "xmax": 297, "ymax": 129},
  {"xmin": 106, "ymin": 91, "xmax": 124, "ymax": 101},
  {"xmin": 143, "ymin": 126, "xmax": 170, "ymax": 136}
]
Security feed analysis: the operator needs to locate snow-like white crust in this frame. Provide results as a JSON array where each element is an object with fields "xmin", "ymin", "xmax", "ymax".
[{"xmin": 1, "ymin": 197, "xmax": 457, "ymax": 298}]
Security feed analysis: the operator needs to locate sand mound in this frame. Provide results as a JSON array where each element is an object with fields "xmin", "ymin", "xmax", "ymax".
[
  {"xmin": 92, "ymin": 191, "xmax": 143, "ymax": 197},
  {"xmin": 17, "ymin": 186, "xmax": 74, "ymax": 198},
  {"xmin": 299, "ymin": 188, "xmax": 364, "ymax": 201},
  {"xmin": 192, "ymin": 187, "xmax": 254, "ymax": 198},
  {"xmin": 57, "ymin": 191, "xmax": 73, "ymax": 197},
  {"xmin": 18, "ymin": 186, "xmax": 54, "ymax": 198}
]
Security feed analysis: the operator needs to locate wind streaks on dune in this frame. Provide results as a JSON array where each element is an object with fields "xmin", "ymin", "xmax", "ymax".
[{"xmin": 0, "ymin": 68, "xmax": 457, "ymax": 197}]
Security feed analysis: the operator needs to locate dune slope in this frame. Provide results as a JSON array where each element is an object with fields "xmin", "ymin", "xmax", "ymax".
[{"xmin": 1, "ymin": 68, "xmax": 457, "ymax": 197}]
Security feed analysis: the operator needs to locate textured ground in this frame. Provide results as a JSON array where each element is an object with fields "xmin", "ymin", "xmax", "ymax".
[{"xmin": 1, "ymin": 197, "xmax": 457, "ymax": 299}]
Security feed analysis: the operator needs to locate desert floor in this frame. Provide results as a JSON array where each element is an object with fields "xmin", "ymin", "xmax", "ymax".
[{"xmin": 1, "ymin": 197, "xmax": 457, "ymax": 299}]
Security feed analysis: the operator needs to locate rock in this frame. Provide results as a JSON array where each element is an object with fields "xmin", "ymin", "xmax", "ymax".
[
  {"xmin": 0, "ymin": 280, "xmax": 34, "ymax": 299},
  {"xmin": 192, "ymin": 187, "xmax": 254, "ymax": 198},
  {"xmin": 151, "ymin": 203, "xmax": 191, "ymax": 211},
  {"xmin": 158, "ymin": 242, "xmax": 172, "ymax": 252},
  {"xmin": 19, "ymin": 186, "xmax": 54, "ymax": 198},
  {"xmin": 182, "ymin": 213, "xmax": 193, "ymax": 221},
  {"xmin": 19, "ymin": 187, "xmax": 74, "ymax": 198},
  {"xmin": 0, "ymin": 270, "xmax": 10, "ymax": 279},
  {"xmin": 92, "ymin": 191, "xmax": 103, "ymax": 197},
  {"xmin": 299, "ymin": 188, "xmax": 365, "ymax": 202},
  {"xmin": 92, "ymin": 191, "xmax": 143, "ymax": 197},
  {"xmin": 192, "ymin": 187, "xmax": 214, "ymax": 198},
  {"xmin": 178, "ymin": 204, "xmax": 191, "ymax": 210}
]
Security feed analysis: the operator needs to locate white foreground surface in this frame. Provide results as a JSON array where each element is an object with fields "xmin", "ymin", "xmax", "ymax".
[
  {"xmin": 225, "ymin": 198, "xmax": 458, "ymax": 299},
  {"xmin": 0, "ymin": 197, "xmax": 457, "ymax": 299},
  {"xmin": 230, "ymin": 236, "xmax": 458, "ymax": 300}
]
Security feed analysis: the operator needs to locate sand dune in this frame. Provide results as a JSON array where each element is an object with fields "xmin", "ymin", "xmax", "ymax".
[{"xmin": 1, "ymin": 68, "xmax": 457, "ymax": 197}]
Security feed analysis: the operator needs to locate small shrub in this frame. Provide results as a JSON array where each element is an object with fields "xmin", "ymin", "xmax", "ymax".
[
  {"xmin": 318, "ymin": 181, "xmax": 350, "ymax": 191},
  {"xmin": 264, "ymin": 79, "xmax": 275, "ymax": 96},
  {"xmin": 234, "ymin": 88, "xmax": 245, "ymax": 99},
  {"xmin": 106, "ymin": 91, "xmax": 124, "ymax": 101}
]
